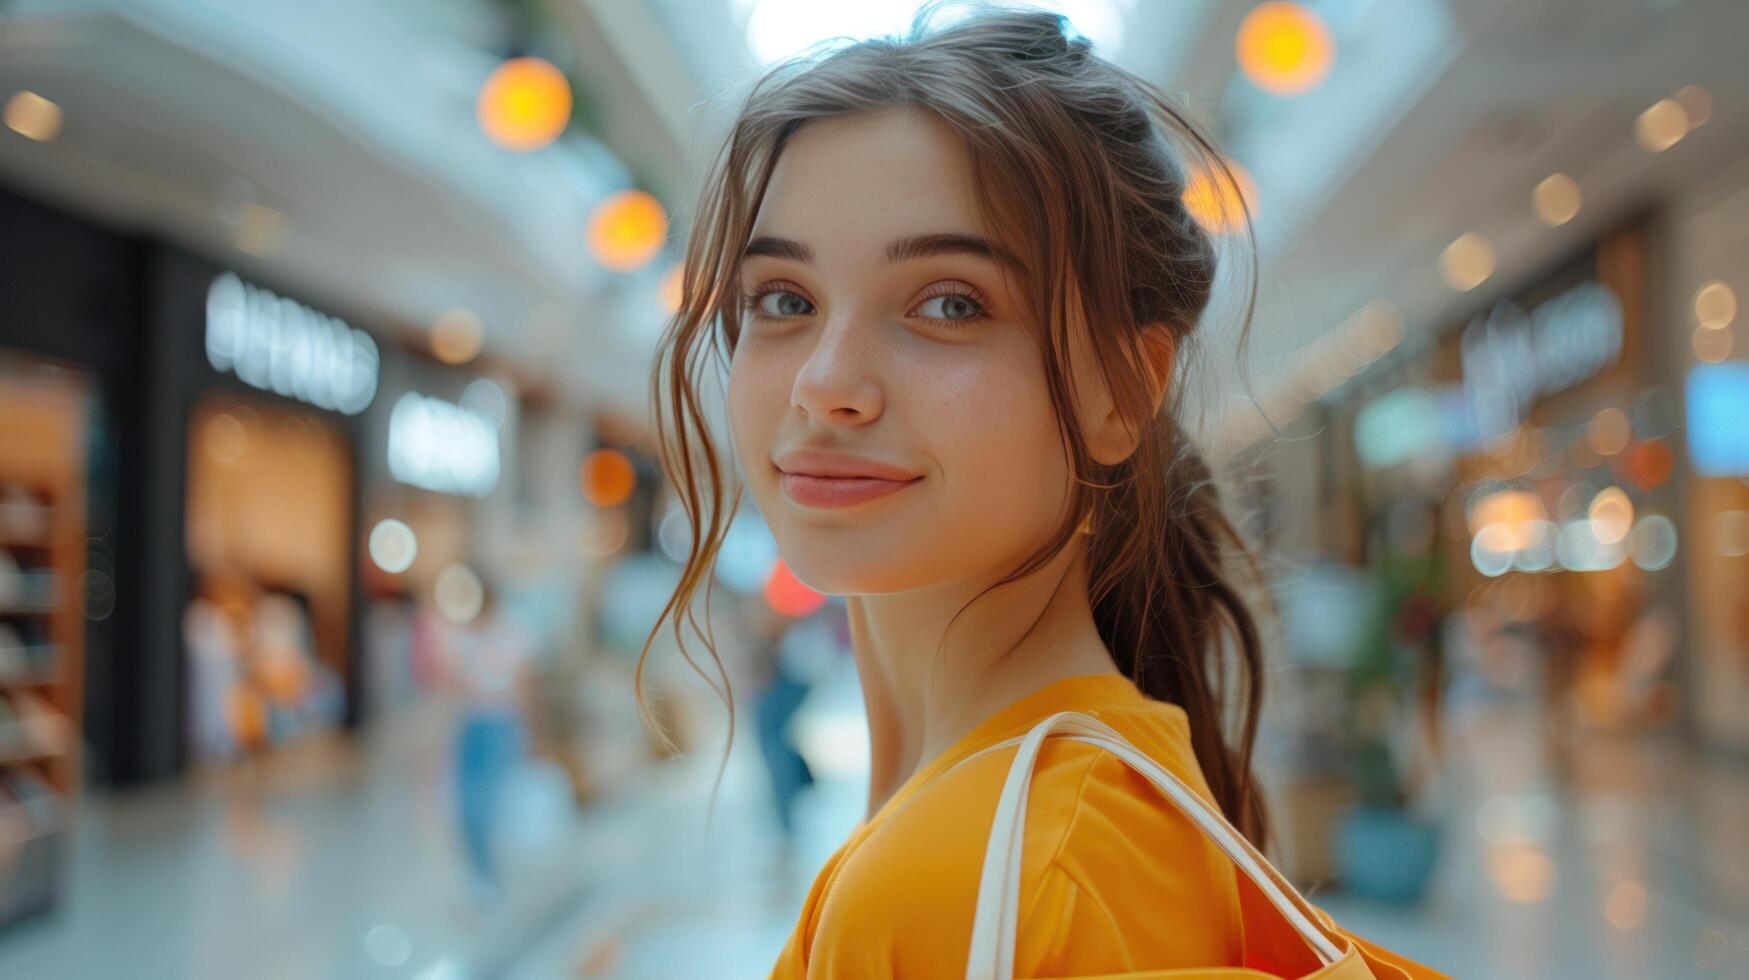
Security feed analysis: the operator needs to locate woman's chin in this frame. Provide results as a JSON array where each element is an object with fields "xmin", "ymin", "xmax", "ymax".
[{"xmin": 777, "ymin": 546, "xmax": 936, "ymax": 597}]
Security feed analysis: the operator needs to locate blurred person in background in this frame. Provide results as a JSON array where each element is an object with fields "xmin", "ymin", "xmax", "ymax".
[
  {"xmin": 640, "ymin": 7, "xmax": 1446, "ymax": 977},
  {"xmin": 438, "ymin": 577, "xmax": 535, "ymax": 909},
  {"xmin": 743, "ymin": 591, "xmax": 817, "ymax": 863}
]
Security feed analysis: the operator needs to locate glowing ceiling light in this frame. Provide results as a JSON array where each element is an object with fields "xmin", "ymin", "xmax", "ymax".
[
  {"xmin": 1236, "ymin": 2, "xmax": 1335, "ymax": 97},
  {"xmin": 1181, "ymin": 160, "xmax": 1257, "ymax": 236},
  {"xmin": 4, "ymin": 90, "xmax": 61, "ymax": 142},
  {"xmin": 587, "ymin": 189, "xmax": 668, "ymax": 273},
  {"xmin": 233, "ymin": 203, "xmax": 285, "ymax": 257},
  {"xmin": 1694, "ymin": 281, "xmax": 1736, "ymax": 330},
  {"xmin": 1635, "ymin": 98, "xmax": 1688, "ymax": 152},
  {"xmin": 1532, "ymin": 173, "xmax": 1581, "ymax": 226},
  {"xmin": 1440, "ymin": 232, "xmax": 1495, "ymax": 292},
  {"xmin": 430, "ymin": 307, "xmax": 484, "ymax": 365},
  {"xmin": 1673, "ymin": 84, "xmax": 1713, "ymax": 128},
  {"xmin": 478, "ymin": 57, "xmax": 572, "ymax": 151}
]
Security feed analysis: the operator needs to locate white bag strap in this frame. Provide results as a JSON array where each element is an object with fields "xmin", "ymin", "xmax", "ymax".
[{"xmin": 964, "ymin": 710, "xmax": 1346, "ymax": 980}]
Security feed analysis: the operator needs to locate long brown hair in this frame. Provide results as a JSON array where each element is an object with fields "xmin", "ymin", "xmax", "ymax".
[{"xmin": 641, "ymin": 6, "xmax": 1270, "ymax": 844}]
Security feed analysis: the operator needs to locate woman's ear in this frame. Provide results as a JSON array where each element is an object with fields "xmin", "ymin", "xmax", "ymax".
[
  {"xmin": 1138, "ymin": 322, "xmax": 1177, "ymax": 417},
  {"xmin": 1086, "ymin": 323, "xmax": 1177, "ymax": 466}
]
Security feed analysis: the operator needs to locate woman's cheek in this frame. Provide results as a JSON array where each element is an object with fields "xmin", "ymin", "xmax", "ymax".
[
  {"xmin": 725, "ymin": 349, "xmax": 779, "ymax": 490},
  {"xmin": 934, "ymin": 358, "xmax": 1067, "ymax": 534}
]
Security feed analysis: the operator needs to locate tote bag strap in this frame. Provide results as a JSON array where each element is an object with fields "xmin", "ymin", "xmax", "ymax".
[{"xmin": 964, "ymin": 710, "xmax": 1347, "ymax": 980}]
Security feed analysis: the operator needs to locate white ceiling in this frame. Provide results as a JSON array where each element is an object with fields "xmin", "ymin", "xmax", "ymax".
[
  {"xmin": 3, "ymin": 0, "xmax": 1745, "ymax": 432},
  {"xmin": 0, "ymin": 0, "xmax": 665, "ymax": 416}
]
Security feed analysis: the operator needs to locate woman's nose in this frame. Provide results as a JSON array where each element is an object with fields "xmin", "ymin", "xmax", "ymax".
[{"xmin": 790, "ymin": 316, "xmax": 884, "ymax": 425}]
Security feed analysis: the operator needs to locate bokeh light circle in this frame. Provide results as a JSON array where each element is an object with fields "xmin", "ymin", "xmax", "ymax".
[
  {"xmin": 764, "ymin": 559, "xmax": 827, "ymax": 618},
  {"xmin": 1236, "ymin": 2, "xmax": 1335, "ymax": 97},
  {"xmin": 430, "ymin": 307, "xmax": 484, "ymax": 365},
  {"xmin": 1533, "ymin": 173, "xmax": 1581, "ymax": 226},
  {"xmin": 1636, "ymin": 98, "xmax": 1688, "ymax": 152},
  {"xmin": 368, "ymin": 518, "xmax": 418, "ymax": 574},
  {"xmin": 580, "ymin": 448, "xmax": 636, "ymax": 507},
  {"xmin": 1181, "ymin": 160, "xmax": 1258, "ymax": 236},
  {"xmin": 1694, "ymin": 280, "xmax": 1737, "ymax": 330},
  {"xmin": 587, "ymin": 190, "xmax": 668, "ymax": 273},
  {"xmin": 1441, "ymin": 233, "xmax": 1495, "ymax": 292},
  {"xmin": 1588, "ymin": 487, "xmax": 1634, "ymax": 547},
  {"xmin": 478, "ymin": 57, "xmax": 572, "ymax": 151},
  {"xmin": 434, "ymin": 564, "xmax": 485, "ymax": 624},
  {"xmin": 1630, "ymin": 514, "xmax": 1678, "ymax": 571}
]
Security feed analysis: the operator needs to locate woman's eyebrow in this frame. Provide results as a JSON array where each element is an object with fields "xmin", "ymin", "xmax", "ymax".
[
  {"xmin": 740, "ymin": 232, "xmax": 1020, "ymax": 269},
  {"xmin": 884, "ymin": 232, "xmax": 1019, "ymax": 268},
  {"xmin": 743, "ymin": 235, "xmax": 813, "ymax": 263}
]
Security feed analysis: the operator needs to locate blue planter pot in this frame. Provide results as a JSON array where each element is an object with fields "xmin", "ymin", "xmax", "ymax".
[{"xmin": 1333, "ymin": 804, "xmax": 1441, "ymax": 904}]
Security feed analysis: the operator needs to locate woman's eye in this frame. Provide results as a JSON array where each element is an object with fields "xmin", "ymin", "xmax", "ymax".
[
  {"xmin": 753, "ymin": 290, "xmax": 814, "ymax": 318},
  {"xmin": 914, "ymin": 293, "xmax": 984, "ymax": 322}
]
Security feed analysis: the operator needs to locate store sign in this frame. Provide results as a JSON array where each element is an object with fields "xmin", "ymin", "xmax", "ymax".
[
  {"xmin": 1460, "ymin": 279, "xmax": 1622, "ymax": 439},
  {"xmin": 1688, "ymin": 362, "xmax": 1749, "ymax": 477},
  {"xmin": 205, "ymin": 272, "xmax": 379, "ymax": 415},
  {"xmin": 387, "ymin": 392, "xmax": 500, "ymax": 497},
  {"xmin": 1354, "ymin": 385, "xmax": 1465, "ymax": 469}
]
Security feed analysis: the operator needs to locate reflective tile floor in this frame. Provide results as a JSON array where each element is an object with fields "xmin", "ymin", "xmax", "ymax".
[{"xmin": 2, "ymin": 669, "xmax": 1745, "ymax": 979}]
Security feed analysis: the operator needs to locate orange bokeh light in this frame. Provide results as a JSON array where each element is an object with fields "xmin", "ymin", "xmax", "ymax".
[
  {"xmin": 588, "ymin": 189, "xmax": 668, "ymax": 273},
  {"xmin": 1236, "ymin": 2, "xmax": 1335, "ymax": 97},
  {"xmin": 658, "ymin": 264, "xmax": 684, "ymax": 314},
  {"xmin": 1620, "ymin": 438, "xmax": 1675, "ymax": 490},
  {"xmin": 764, "ymin": 560, "xmax": 826, "ymax": 618},
  {"xmin": 478, "ymin": 57, "xmax": 572, "ymax": 152},
  {"xmin": 1182, "ymin": 160, "xmax": 1258, "ymax": 235},
  {"xmin": 580, "ymin": 448, "xmax": 636, "ymax": 507}
]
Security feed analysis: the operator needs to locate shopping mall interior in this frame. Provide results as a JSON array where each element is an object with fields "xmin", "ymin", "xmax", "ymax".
[{"xmin": 1, "ymin": 0, "xmax": 1747, "ymax": 977}]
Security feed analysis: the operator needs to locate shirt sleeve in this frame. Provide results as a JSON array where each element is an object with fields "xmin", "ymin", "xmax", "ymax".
[
  {"xmin": 787, "ymin": 725, "xmax": 1245, "ymax": 978},
  {"xmin": 1012, "ymin": 745, "xmax": 1246, "ymax": 976}
]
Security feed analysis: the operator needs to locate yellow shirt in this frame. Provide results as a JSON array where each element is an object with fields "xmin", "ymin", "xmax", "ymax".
[{"xmin": 770, "ymin": 671, "xmax": 1257, "ymax": 977}]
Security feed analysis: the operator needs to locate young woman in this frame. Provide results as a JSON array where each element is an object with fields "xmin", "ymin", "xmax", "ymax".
[{"xmin": 643, "ymin": 8, "xmax": 1448, "ymax": 978}]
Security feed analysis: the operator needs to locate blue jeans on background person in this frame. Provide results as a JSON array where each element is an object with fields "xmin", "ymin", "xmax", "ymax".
[
  {"xmin": 756, "ymin": 671, "xmax": 815, "ymax": 838},
  {"xmin": 454, "ymin": 709, "xmax": 524, "ymax": 899}
]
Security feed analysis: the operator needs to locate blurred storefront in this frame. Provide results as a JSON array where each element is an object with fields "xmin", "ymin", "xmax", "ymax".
[
  {"xmin": 1658, "ymin": 153, "xmax": 1749, "ymax": 754},
  {"xmin": 0, "ymin": 186, "xmax": 555, "ymax": 924},
  {"xmin": 1253, "ymin": 215, "xmax": 1726, "ymax": 901},
  {"xmin": 0, "ymin": 188, "xmax": 139, "ymax": 926},
  {"xmin": 1304, "ymin": 199, "xmax": 1749, "ymax": 762},
  {"xmin": 1340, "ymin": 221, "xmax": 1677, "ymax": 737}
]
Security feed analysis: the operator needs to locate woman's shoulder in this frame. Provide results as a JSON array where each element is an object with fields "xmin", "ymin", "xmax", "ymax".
[{"xmin": 815, "ymin": 702, "xmax": 1244, "ymax": 975}]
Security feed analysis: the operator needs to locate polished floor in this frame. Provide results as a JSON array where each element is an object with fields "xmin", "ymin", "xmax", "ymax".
[{"xmin": 1, "ymin": 668, "xmax": 1745, "ymax": 978}]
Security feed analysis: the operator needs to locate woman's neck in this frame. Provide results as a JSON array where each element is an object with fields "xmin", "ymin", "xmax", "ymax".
[{"xmin": 845, "ymin": 543, "xmax": 1121, "ymax": 821}]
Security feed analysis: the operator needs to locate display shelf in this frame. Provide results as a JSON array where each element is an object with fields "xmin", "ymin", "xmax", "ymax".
[{"xmin": 0, "ymin": 375, "xmax": 87, "ymax": 931}]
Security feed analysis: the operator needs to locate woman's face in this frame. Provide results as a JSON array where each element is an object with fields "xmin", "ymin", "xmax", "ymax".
[{"xmin": 727, "ymin": 107, "xmax": 1074, "ymax": 595}]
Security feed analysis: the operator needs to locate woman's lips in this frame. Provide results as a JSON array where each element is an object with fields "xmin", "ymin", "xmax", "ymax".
[
  {"xmin": 778, "ymin": 471, "xmax": 922, "ymax": 508},
  {"xmin": 771, "ymin": 449, "xmax": 923, "ymax": 509}
]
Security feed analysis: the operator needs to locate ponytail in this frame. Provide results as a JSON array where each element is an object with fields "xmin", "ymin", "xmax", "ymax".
[{"xmin": 1087, "ymin": 416, "xmax": 1269, "ymax": 844}]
